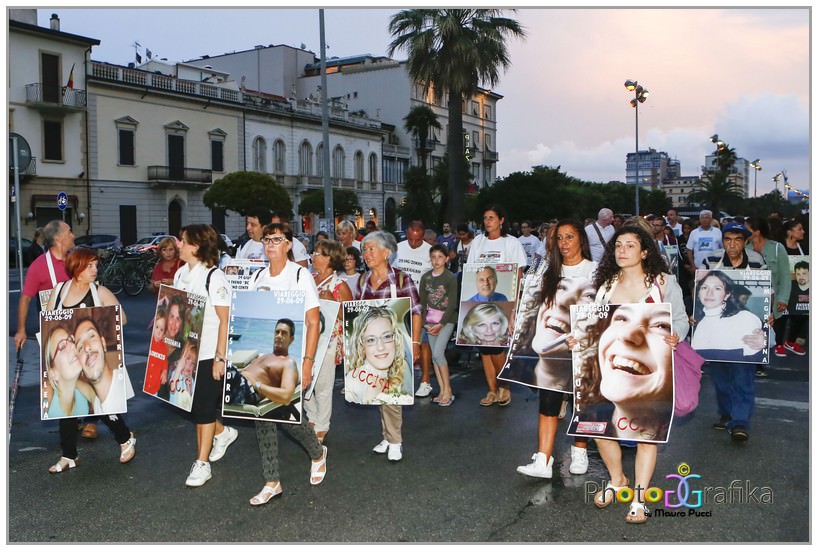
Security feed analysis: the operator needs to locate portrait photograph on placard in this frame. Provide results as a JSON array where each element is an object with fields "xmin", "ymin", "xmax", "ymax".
[
  {"xmin": 342, "ymin": 297, "xmax": 414, "ymax": 406},
  {"xmin": 143, "ymin": 284, "xmax": 206, "ymax": 412},
  {"xmin": 456, "ymin": 263, "xmax": 518, "ymax": 348},
  {"xmin": 40, "ymin": 305, "xmax": 128, "ymax": 420},
  {"xmin": 304, "ymin": 299, "xmax": 342, "ymax": 400},
  {"xmin": 567, "ymin": 302, "xmax": 675, "ymax": 444},
  {"xmin": 498, "ymin": 263, "xmax": 597, "ymax": 393},
  {"xmin": 459, "ymin": 262, "xmax": 519, "ymax": 303},
  {"xmin": 691, "ymin": 269, "xmax": 772, "ymax": 364},
  {"xmin": 222, "ymin": 289, "xmax": 306, "ymax": 423},
  {"xmin": 786, "ymin": 255, "xmax": 809, "ymax": 315},
  {"xmin": 221, "ymin": 258, "xmax": 268, "ymax": 291}
]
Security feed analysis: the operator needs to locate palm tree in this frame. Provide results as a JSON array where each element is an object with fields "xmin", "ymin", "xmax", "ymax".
[
  {"xmin": 388, "ymin": 9, "xmax": 525, "ymax": 227},
  {"xmin": 688, "ymin": 145, "xmax": 743, "ymax": 216},
  {"xmin": 403, "ymin": 105, "xmax": 441, "ymax": 173}
]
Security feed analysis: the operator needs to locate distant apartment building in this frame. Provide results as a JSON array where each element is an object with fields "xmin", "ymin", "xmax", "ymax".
[
  {"xmin": 625, "ymin": 149, "xmax": 679, "ymax": 190},
  {"xmin": 660, "ymin": 176, "xmax": 700, "ymax": 208},
  {"xmin": 703, "ymin": 154, "xmax": 750, "ymax": 197}
]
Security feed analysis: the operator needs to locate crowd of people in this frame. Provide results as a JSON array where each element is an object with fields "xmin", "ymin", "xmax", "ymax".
[{"xmin": 14, "ymin": 204, "xmax": 809, "ymax": 521}]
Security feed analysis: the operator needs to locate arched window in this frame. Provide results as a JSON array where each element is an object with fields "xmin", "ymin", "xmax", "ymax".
[
  {"xmin": 299, "ymin": 140, "xmax": 313, "ymax": 176},
  {"xmin": 368, "ymin": 153, "xmax": 378, "ymax": 183},
  {"xmin": 253, "ymin": 137, "xmax": 266, "ymax": 172},
  {"xmin": 354, "ymin": 151, "xmax": 364, "ymax": 183},
  {"xmin": 332, "ymin": 145, "xmax": 345, "ymax": 179},
  {"xmin": 273, "ymin": 139, "xmax": 286, "ymax": 175},
  {"xmin": 316, "ymin": 142, "xmax": 324, "ymax": 177}
]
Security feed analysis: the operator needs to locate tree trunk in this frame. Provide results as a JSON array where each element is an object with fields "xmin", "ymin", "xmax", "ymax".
[{"xmin": 447, "ymin": 89, "xmax": 465, "ymax": 227}]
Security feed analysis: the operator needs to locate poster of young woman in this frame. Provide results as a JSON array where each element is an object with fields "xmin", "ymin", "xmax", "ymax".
[
  {"xmin": 691, "ymin": 269, "xmax": 772, "ymax": 363},
  {"xmin": 221, "ymin": 258, "xmax": 268, "ymax": 291},
  {"xmin": 786, "ymin": 256, "xmax": 809, "ymax": 315},
  {"xmin": 143, "ymin": 285, "xmax": 206, "ymax": 412},
  {"xmin": 498, "ymin": 261, "xmax": 597, "ymax": 393},
  {"xmin": 304, "ymin": 299, "xmax": 342, "ymax": 400},
  {"xmin": 342, "ymin": 297, "xmax": 414, "ymax": 405},
  {"xmin": 222, "ymin": 290, "xmax": 306, "ymax": 424},
  {"xmin": 456, "ymin": 262, "xmax": 519, "ymax": 347},
  {"xmin": 567, "ymin": 302, "xmax": 675, "ymax": 444},
  {"xmin": 40, "ymin": 305, "xmax": 129, "ymax": 420}
]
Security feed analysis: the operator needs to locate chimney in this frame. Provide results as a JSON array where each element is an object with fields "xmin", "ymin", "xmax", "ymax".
[{"xmin": 50, "ymin": 13, "xmax": 60, "ymax": 31}]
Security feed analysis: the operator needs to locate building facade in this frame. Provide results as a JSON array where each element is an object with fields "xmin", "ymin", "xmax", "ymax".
[{"xmin": 625, "ymin": 149, "xmax": 679, "ymax": 190}]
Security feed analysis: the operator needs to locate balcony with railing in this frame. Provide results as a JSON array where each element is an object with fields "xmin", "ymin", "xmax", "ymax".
[
  {"xmin": 147, "ymin": 165, "xmax": 213, "ymax": 188},
  {"xmin": 24, "ymin": 84, "xmax": 87, "ymax": 111},
  {"xmin": 483, "ymin": 147, "xmax": 499, "ymax": 163},
  {"xmin": 413, "ymin": 138, "xmax": 439, "ymax": 152}
]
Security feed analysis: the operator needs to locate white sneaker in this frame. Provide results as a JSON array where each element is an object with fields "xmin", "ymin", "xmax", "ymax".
[
  {"xmin": 209, "ymin": 426, "xmax": 238, "ymax": 462},
  {"xmin": 387, "ymin": 443, "xmax": 402, "ymax": 462},
  {"xmin": 372, "ymin": 439, "xmax": 389, "ymax": 454},
  {"xmin": 185, "ymin": 460, "xmax": 212, "ymax": 487},
  {"xmin": 415, "ymin": 381, "xmax": 433, "ymax": 398},
  {"xmin": 569, "ymin": 445, "xmax": 588, "ymax": 475},
  {"xmin": 516, "ymin": 452, "xmax": 553, "ymax": 479}
]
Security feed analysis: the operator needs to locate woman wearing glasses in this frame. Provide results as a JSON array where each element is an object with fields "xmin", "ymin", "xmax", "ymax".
[{"xmin": 245, "ymin": 223, "xmax": 327, "ymax": 506}]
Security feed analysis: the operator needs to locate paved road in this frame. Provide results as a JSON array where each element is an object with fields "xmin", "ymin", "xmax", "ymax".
[{"xmin": 7, "ymin": 283, "xmax": 810, "ymax": 542}]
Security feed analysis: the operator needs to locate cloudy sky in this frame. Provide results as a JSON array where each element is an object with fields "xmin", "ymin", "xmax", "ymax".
[{"xmin": 38, "ymin": 7, "xmax": 810, "ymax": 195}]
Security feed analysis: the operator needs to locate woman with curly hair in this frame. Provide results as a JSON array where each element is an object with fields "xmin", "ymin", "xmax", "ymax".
[
  {"xmin": 585, "ymin": 225, "xmax": 688, "ymax": 524},
  {"xmin": 345, "ymin": 305, "xmax": 412, "ymax": 404}
]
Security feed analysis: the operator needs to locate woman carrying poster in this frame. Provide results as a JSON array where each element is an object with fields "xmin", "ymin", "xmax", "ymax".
[
  {"xmin": 509, "ymin": 220, "xmax": 596, "ymax": 479},
  {"xmin": 355, "ymin": 231, "xmax": 422, "ymax": 463},
  {"xmin": 578, "ymin": 225, "xmax": 687, "ymax": 524},
  {"xmin": 43, "ymin": 246, "xmax": 135, "ymax": 473},
  {"xmin": 244, "ymin": 223, "xmax": 327, "ymax": 506},
  {"xmin": 173, "ymin": 225, "xmax": 235, "ymax": 489},
  {"xmin": 308, "ymin": 239, "xmax": 353, "ymax": 443}
]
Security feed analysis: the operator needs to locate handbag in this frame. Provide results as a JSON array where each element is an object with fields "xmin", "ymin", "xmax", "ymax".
[{"xmin": 673, "ymin": 340, "xmax": 704, "ymax": 416}]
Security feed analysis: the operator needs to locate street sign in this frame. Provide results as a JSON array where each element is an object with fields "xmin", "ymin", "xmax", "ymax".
[
  {"xmin": 9, "ymin": 132, "xmax": 32, "ymax": 172},
  {"xmin": 57, "ymin": 192, "xmax": 68, "ymax": 211}
]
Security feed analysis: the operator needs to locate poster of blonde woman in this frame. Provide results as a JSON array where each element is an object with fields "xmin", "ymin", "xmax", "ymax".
[
  {"xmin": 343, "ymin": 298, "xmax": 414, "ymax": 405},
  {"xmin": 692, "ymin": 269, "xmax": 772, "ymax": 363},
  {"xmin": 222, "ymin": 290, "xmax": 306, "ymax": 424},
  {"xmin": 40, "ymin": 305, "xmax": 128, "ymax": 420},
  {"xmin": 567, "ymin": 302, "xmax": 675, "ymax": 444},
  {"xmin": 456, "ymin": 262, "xmax": 519, "ymax": 348}
]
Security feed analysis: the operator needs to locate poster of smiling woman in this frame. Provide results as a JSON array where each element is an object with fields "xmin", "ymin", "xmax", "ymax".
[
  {"xmin": 40, "ymin": 305, "xmax": 129, "ymax": 420},
  {"xmin": 456, "ymin": 263, "xmax": 519, "ymax": 347},
  {"xmin": 498, "ymin": 261, "xmax": 597, "ymax": 393},
  {"xmin": 343, "ymin": 298, "xmax": 414, "ymax": 405},
  {"xmin": 691, "ymin": 269, "xmax": 772, "ymax": 363},
  {"xmin": 567, "ymin": 302, "xmax": 675, "ymax": 444},
  {"xmin": 222, "ymin": 290, "xmax": 306, "ymax": 424}
]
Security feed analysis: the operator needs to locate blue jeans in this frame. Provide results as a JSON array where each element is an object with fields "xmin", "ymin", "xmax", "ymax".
[{"xmin": 708, "ymin": 361, "xmax": 756, "ymax": 429}]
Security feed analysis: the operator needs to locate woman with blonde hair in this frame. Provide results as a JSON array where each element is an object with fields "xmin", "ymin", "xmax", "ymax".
[{"xmin": 459, "ymin": 303, "xmax": 511, "ymax": 347}]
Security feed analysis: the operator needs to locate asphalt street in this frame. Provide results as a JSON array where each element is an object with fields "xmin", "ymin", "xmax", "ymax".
[{"xmin": 6, "ymin": 281, "xmax": 810, "ymax": 543}]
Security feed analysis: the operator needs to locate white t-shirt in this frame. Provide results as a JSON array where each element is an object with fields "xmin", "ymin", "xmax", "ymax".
[
  {"xmin": 395, "ymin": 240, "xmax": 432, "ymax": 286},
  {"xmin": 173, "ymin": 263, "xmax": 232, "ymax": 359},
  {"xmin": 561, "ymin": 259, "xmax": 597, "ymax": 280},
  {"xmin": 667, "ymin": 221, "xmax": 683, "ymax": 237},
  {"xmin": 517, "ymin": 234, "xmax": 541, "ymax": 267},
  {"xmin": 236, "ymin": 239, "xmax": 265, "ymax": 260},
  {"xmin": 466, "ymin": 234, "xmax": 527, "ymax": 267},
  {"xmin": 584, "ymin": 222, "xmax": 615, "ymax": 263},
  {"xmin": 291, "ymin": 238, "xmax": 310, "ymax": 263},
  {"xmin": 249, "ymin": 261, "xmax": 320, "ymax": 312},
  {"xmin": 688, "ymin": 226, "xmax": 723, "ymax": 268}
]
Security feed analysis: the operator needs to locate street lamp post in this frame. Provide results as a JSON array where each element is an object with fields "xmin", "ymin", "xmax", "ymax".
[
  {"xmin": 750, "ymin": 159, "xmax": 761, "ymax": 198},
  {"xmin": 625, "ymin": 80, "xmax": 648, "ymax": 216}
]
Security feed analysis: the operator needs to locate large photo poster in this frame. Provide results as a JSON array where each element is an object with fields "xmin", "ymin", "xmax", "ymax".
[
  {"xmin": 304, "ymin": 299, "xmax": 342, "ymax": 400},
  {"xmin": 40, "ymin": 305, "xmax": 129, "ymax": 420},
  {"xmin": 691, "ymin": 269, "xmax": 772, "ymax": 364},
  {"xmin": 143, "ymin": 285, "xmax": 206, "ymax": 411},
  {"xmin": 456, "ymin": 263, "xmax": 519, "ymax": 347},
  {"xmin": 567, "ymin": 302, "xmax": 675, "ymax": 444},
  {"xmin": 786, "ymin": 255, "xmax": 809, "ymax": 315},
  {"xmin": 222, "ymin": 290, "xmax": 306, "ymax": 423},
  {"xmin": 342, "ymin": 298, "xmax": 414, "ymax": 405},
  {"xmin": 498, "ymin": 262, "xmax": 597, "ymax": 393},
  {"xmin": 221, "ymin": 258, "xmax": 268, "ymax": 291}
]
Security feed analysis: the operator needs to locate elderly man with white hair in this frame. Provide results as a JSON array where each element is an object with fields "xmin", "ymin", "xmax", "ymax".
[
  {"xmin": 584, "ymin": 208, "xmax": 615, "ymax": 263},
  {"xmin": 686, "ymin": 209, "xmax": 723, "ymax": 271}
]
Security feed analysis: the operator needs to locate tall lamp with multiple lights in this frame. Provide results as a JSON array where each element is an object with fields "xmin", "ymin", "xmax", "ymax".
[
  {"xmin": 750, "ymin": 159, "xmax": 762, "ymax": 198},
  {"xmin": 625, "ymin": 80, "xmax": 648, "ymax": 216}
]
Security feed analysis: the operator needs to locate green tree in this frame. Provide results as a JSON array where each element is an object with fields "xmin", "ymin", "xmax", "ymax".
[
  {"xmin": 403, "ymin": 105, "xmax": 441, "ymax": 173},
  {"xmin": 388, "ymin": 9, "xmax": 525, "ymax": 228},
  {"xmin": 399, "ymin": 166, "xmax": 437, "ymax": 226},
  {"xmin": 203, "ymin": 171, "xmax": 292, "ymax": 216},
  {"xmin": 688, "ymin": 145, "xmax": 744, "ymax": 216},
  {"xmin": 298, "ymin": 189, "xmax": 359, "ymax": 217}
]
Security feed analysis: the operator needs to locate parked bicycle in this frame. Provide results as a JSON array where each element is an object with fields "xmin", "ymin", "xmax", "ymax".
[{"xmin": 97, "ymin": 249, "xmax": 158, "ymax": 296}]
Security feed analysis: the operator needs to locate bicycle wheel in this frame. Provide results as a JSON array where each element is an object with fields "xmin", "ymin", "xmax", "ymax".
[
  {"xmin": 102, "ymin": 266, "xmax": 124, "ymax": 295},
  {"xmin": 123, "ymin": 269, "xmax": 145, "ymax": 296}
]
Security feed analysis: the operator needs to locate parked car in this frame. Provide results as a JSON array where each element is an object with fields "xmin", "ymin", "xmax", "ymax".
[
  {"xmin": 124, "ymin": 234, "xmax": 173, "ymax": 253},
  {"xmin": 74, "ymin": 234, "xmax": 121, "ymax": 251},
  {"xmin": 9, "ymin": 237, "xmax": 34, "ymax": 267}
]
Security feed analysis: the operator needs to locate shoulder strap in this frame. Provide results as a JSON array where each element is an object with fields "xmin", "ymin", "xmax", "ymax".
[
  {"xmin": 45, "ymin": 251, "xmax": 58, "ymax": 287},
  {"xmin": 89, "ymin": 282, "xmax": 102, "ymax": 306},
  {"xmin": 53, "ymin": 281, "xmax": 68, "ymax": 310},
  {"xmin": 296, "ymin": 266, "xmax": 302, "ymax": 283},
  {"xmin": 205, "ymin": 266, "xmax": 217, "ymax": 294},
  {"xmin": 592, "ymin": 223, "xmax": 607, "ymax": 245}
]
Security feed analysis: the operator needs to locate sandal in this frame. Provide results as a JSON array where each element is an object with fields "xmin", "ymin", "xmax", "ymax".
[
  {"xmin": 432, "ymin": 395, "xmax": 442, "ymax": 403},
  {"xmin": 439, "ymin": 395, "xmax": 456, "ymax": 407},
  {"xmin": 119, "ymin": 433, "xmax": 136, "ymax": 463},
  {"xmin": 594, "ymin": 478, "xmax": 630, "ymax": 508},
  {"xmin": 625, "ymin": 502, "xmax": 649, "ymax": 524},
  {"xmin": 315, "ymin": 431, "xmax": 327, "ymax": 445},
  {"xmin": 497, "ymin": 387, "xmax": 511, "ymax": 407},
  {"xmin": 480, "ymin": 391, "xmax": 498, "ymax": 407},
  {"xmin": 48, "ymin": 456, "xmax": 78, "ymax": 474},
  {"xmin": 310, "ymin": 445, "xmax": 328, "ymax": 486},
  {"xmin": 249, "ymin": 482, "xmax": 282, "ymax": 506}
]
